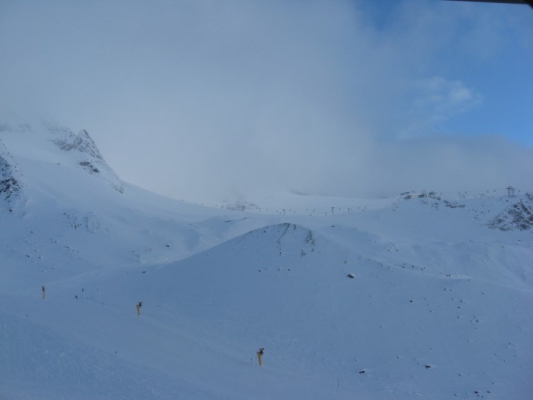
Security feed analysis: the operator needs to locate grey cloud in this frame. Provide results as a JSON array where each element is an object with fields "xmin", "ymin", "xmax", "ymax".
[{"xmin": 0, "ymin": 0, "xmax": 531, "ymax": 203}]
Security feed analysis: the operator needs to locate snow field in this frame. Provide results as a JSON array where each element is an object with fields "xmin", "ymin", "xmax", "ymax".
[{"xmin": 1, "ymin": 124, "xmax": 533, "ymax": 399}]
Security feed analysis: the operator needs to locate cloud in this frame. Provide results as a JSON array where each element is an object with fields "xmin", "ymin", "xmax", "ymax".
[{"xmin": 0, "ymin": 0, "xmax": 532, "ymax": 202}]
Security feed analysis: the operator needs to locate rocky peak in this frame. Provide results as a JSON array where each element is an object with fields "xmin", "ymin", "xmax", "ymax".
[
  {"xmin": 53, "ymin": 128, "xmax": 105, "ymax": 162},
  {"xmin": 50, "ymin": 125, "xmax": 124, "ymax": 193}
]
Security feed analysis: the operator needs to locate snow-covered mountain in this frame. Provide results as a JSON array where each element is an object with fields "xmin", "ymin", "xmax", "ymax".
[{"xmin": 1, "ymin": 123, "xmax": 532, "ymax": 400}]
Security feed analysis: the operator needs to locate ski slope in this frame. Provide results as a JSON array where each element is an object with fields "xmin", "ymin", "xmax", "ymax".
[{"xmin": 1, "ymin": 123, "xmax": 532, "ymax": 399}]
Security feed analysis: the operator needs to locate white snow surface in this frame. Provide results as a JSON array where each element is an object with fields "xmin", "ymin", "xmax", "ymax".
[{"xmin": 1, "ymin": 124, "xmax": 532, "ymax": 399}]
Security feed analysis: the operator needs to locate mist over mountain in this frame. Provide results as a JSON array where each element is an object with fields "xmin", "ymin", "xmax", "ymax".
[
  {"xmin": 2, "ymin": 0, "xmax": 532, "ymax": 205},
  {"xmin": 1, "ymin": 123, "xmax": 532, "ymax": 399}
]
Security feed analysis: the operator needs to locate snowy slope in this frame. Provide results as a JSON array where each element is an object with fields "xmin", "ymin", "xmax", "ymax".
[
  {"xmin": 0, "ymin": 123, "xmax": 269, "ymax": 281},
  {"xmin": 1, "ymin": 123, "xmax": 532, "ymax": 400}
]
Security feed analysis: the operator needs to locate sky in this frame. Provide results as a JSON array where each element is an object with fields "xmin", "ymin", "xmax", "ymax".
[{"xmin": 0, "ymin": 0, "xmax": 532, "ymax": 203}]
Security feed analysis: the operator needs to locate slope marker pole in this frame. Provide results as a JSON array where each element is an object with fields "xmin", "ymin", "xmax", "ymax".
[{"xmin": 256, "ymin": 348, "xmax": 264, "ymax": 366}]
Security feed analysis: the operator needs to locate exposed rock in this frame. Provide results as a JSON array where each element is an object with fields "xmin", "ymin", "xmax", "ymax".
[
  {"xmin": 53, "ymin": 129, "xmax": 105, "ymax": 161},
  {"xmin": 0, "ymin": 139, "xmax": 23, "ymax": 204},
  {"xmin": 488, "ymin": 196, "xmax": 533, "ymax": 231},
  {"xmin": 79, "ymin": 161, "xmax": 100, "ymax": 174},
  {"xmin": 63, "ymin": 210, "xmax": 101, "ymax": 233}
]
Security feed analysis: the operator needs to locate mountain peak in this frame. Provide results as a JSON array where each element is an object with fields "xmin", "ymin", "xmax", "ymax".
[
  {"xmin": 52, "ymin": 127, "xmax": 104, "ymax": 162},
  {"xmin": 49, "ymin": 125, "xmax": 124, "ymax": 193}
]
